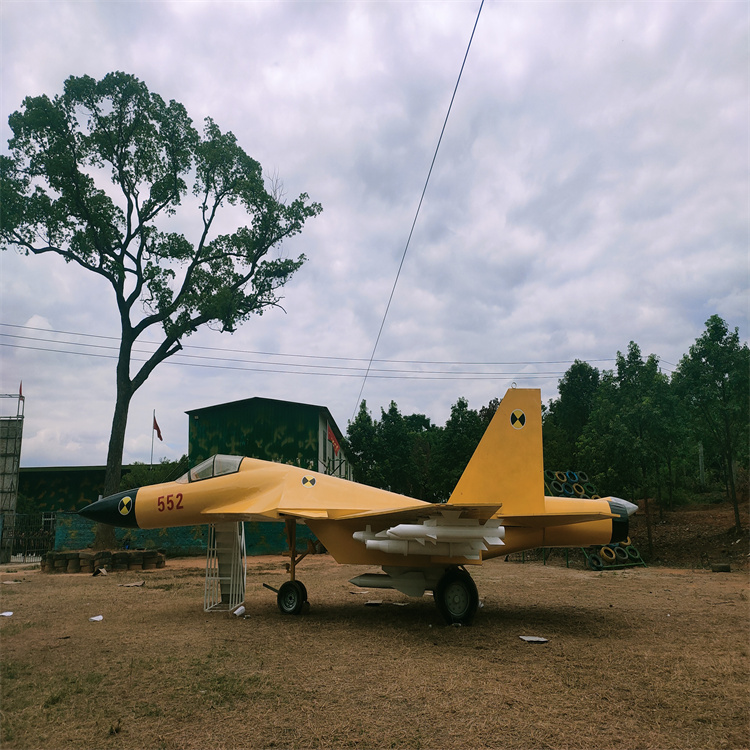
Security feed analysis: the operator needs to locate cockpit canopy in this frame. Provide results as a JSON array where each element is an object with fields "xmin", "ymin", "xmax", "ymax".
[{"xmin": 176, "ymin": 455, "xmax": 244, "ymax": 484}]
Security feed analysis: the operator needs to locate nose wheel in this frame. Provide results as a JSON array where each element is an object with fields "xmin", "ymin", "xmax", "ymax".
[
  {"xmin": 434, "ymin": 567, "xmax": 479, "ymax": 625},
  {"xmin": 274, "ymin": 517, "xmax": 310, "ymax": 616},
  {"xmin": 277, "ymin": 579, "xmax": 308, "ymax": 615}
]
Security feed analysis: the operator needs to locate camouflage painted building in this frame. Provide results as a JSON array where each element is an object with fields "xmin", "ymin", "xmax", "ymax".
[
  {"xmin": 19, "ymin": 466, "xmax": 107, "ymax": 513},
  {"xmin": 186, "ymin": 396, "xmax": 351, "ymax": 479}
]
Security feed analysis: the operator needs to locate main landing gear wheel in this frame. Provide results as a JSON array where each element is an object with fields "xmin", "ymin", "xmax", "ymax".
[
  {"xmin": 277, "ymin": 580, "xmax": 307, "ymax": 615},
  {"xmin": 434, "ymin": 567, "xmax": 479, "ymax": 625}
]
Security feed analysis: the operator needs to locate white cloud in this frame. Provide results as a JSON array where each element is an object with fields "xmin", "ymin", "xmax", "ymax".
[{"xmin": 1, "ymin": 0, "xmax": 747, "ymax": 467}]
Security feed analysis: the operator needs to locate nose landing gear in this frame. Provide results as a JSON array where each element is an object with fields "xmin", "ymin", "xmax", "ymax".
[
  {"xmin": 275, "ymin": 518, "xmax": 310, "ymax": 616},
  {"xmin": 277, "ymin": 579, "xmax": 308, "ymax": 615}
]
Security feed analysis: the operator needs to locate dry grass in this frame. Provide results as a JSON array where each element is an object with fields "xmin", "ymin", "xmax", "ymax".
[{"xmin": 1, "ymin": 554, "xmax": 748, "ymax": 750}]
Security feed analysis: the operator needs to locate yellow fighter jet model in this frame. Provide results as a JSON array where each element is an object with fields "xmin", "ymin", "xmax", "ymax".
[{"xmin": 80, "ymin": 388, "xmax": 636, "ymax": 624}]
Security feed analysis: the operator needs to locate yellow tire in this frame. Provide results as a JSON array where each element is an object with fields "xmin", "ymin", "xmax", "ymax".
[{"xmin": 600, "ymin": 546, "xmax": 616, "ymax": 562}]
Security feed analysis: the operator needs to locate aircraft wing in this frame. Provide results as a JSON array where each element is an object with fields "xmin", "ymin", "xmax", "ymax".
[
  {"xmin": 200, "ymin": 494, "xmax": 502, "ymax": 526},
  {"xmin": 200, "ymin": 497, "xmax": 333, "ymax": 522},
  {"xmin": 201, "ymin": 500, "xmax": 478, "ymax": 524},
  {"xmin": 197, "ymin": 465, "xmax": 438, "ymax": 523},
  {"xmin": 341, "ymin": 503, "xmax": 501, "ymax": 523}
]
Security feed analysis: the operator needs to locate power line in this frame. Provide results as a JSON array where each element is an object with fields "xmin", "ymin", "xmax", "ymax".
[
  {"xmin": 0, "ymin": 341, "xmax": 569, "ymax": 381},
  {"xmin": 352, "ymin": 0, "xmax": 485, "ymax": 421},
  {"xmin": 1, "ymin": 326, "xmax": 677, "ymax": 380},
  {"xmin": 0, "ymin": 322, "xmax": 618, "ymax": 367},
  {"xmin": 0, "ymin": 334, "xmax": 572, "ymax": 376}
]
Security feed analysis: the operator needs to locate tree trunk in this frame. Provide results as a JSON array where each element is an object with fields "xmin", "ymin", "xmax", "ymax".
[
  {"xmin": 721, "ymin": 413, "xmax": 743, "ymax": 532},
  {"xmin": 93, "ymin": 374, "xmax": 133, "ymax": 550},
  {"xmin": 104, "ymin": 387, "xmax": 132, "ymax": 496},
  {"xmin": 641, "ymin": 484, "xmax": 654, "ymax": 559},
  {"xmin": 666, "ymin": 454, "xmax": 674, "ymax": 511},
  {"xmin": 727, "ymin": 454, "xmax": 742, "ymax": 532},
  {"xmin": 657, "ymin": 482, "xmax": 664, "ymax": 523}
]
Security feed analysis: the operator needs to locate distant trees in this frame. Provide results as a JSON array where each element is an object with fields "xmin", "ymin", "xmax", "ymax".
[
  {"xmin": 672, "ymin": 315, "xmax": 749, "ymax": 530},
  {"xmin": 552, "ymin": 316, "xmax": 747, "ymax": 532},
  {"xmin": 542, "ymin": 360, "xmax": 600, "ymax": 469},
  {"xmin": 346, "ymin": 316, "xmax": 748, "ymax": 532},
  {"xmin": 346, "ymin": 396, "xmax": 496, "ymax": 503},
  {"xmin": 119, "ymin": 455, "xmax": 189, "ymax": 491}
]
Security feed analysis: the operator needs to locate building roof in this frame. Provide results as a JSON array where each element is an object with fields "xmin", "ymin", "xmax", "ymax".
[{"xmin": 185, "ymin": 396, "xmax": 345, "ymax": 439}]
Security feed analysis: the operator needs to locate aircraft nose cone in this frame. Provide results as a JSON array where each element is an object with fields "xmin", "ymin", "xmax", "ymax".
[
  {"xmin": 611, "ymin": 497, "xmax": 639, "ymax": 517},
  {"xmin": 79, "ymin": 489, "xmax": 139, "ymax": 528}
]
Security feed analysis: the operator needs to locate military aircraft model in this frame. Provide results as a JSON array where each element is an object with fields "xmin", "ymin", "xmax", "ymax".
[{"xmin": 80, "ymin": 388, "xmax": 636, "ymax": 624}]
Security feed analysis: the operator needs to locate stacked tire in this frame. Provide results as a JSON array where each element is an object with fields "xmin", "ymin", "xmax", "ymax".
[{"xmin": 588, "ymin": 538, "xmax": 642, "ymax": 570}]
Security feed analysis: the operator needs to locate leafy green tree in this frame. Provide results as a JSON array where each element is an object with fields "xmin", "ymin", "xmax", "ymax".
[
  {"xmin": 346, "ymin": 403, "xmax": 441, "ymax": 500},
  {"xmin": 672, "ymin": 316, "xmax": 749, "ymax": 531},
  {"xmin": 478, "ymin": 397, "xmax": 500, "ymax": 429},
  {"xmin": 376, "ymin": 401, "xmax": 412, "ymax": 495},
  {"xmin": 434, "ymin": 397, "xmax": 484, "ymax": 500},
  {"xmin": 578, "ymin": 343, "xmax": 678, "ymax": 554},
  {"xmin": 345, "ymin": 401, "xmax": 382, "ymax": 488},
  {"xmin": 401, "ymin": 413, "xmax": 441, "ymax": 502},
  {"xmin": 1, "ymin": 72, "xmax": 322, "ymax": 508},
  {"xmin": 543, "ymin": 360, "xmax": 600, "ymax": 469},
  {"xmin": 577, "ymin": 371, "xmax": 637, "ymax": 496}
]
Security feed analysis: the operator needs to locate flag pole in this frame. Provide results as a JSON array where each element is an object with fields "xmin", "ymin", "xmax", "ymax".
[{"xmin": 150, "ymin": 409, "xmax": 155, "ymax": 471}]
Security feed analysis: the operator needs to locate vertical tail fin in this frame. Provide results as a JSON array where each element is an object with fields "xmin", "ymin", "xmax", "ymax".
[{"xmin": 447, "ymin": 388, "xmax": 545, "ymax": 514}]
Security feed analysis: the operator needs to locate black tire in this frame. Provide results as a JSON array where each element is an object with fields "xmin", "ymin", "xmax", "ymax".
[
  {"xmin": 296, "ymin": 580, "xmax": 308, "ymax": 602},
  {"xmin": 434, "ymin": 568, "xmax": 479, "ymax": 625},
  {"xmin": 626, "ymin": 546, "xmax": 640, "ymax": 560},
  {"xmin": 277, "ymin": 580, "xmax": 306, "ymax": 615},
  {"xmin": 614, "ymin": 546, "xmax": 629, "ymax": 562},
  {"xmin": 588, "ymin": 553, "xmax": 604, "ymax": 571}
]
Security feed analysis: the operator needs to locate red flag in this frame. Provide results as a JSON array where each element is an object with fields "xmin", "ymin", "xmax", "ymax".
[
  {"xmin": 327, "ymin": 424, "xmax": 340, "ymax": 456},
  {"xmin": 153, "ymin": 415, "xmax": 163, "ymax": 441}
]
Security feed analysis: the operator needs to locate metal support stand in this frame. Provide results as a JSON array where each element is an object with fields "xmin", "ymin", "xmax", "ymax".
[{"xmin": 204, "ymin": 522, "xmax": 246, "ymax": 612}]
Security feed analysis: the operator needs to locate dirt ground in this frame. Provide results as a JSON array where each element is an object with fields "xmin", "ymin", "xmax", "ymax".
[
  {"xmin": 1, "ymin": 502, "xmax": 749, "ymax": 750},
  {"xmin": 628, "ymin": 501, "xmax": 749, "ymax": 571}
]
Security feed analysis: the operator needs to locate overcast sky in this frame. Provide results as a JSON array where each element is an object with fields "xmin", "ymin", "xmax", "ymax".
[{"xmin": 1, "ymin": 1, "xmax": 747, "ymax": 468}]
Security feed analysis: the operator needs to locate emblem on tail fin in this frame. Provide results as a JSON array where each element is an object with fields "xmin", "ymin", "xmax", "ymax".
[{"xmin": 510, "ymin": 409, "xmax": 526, "ymax": 429}]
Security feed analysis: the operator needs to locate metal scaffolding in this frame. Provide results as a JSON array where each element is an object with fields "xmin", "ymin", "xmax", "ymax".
[{"xmin": 0, "ymin": 392, "xmax": 25, "ymax": 563}]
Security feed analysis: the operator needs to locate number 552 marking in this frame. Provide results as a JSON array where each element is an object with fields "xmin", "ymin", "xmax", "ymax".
[{"xmin": 157, "ymin": 493, "xmax": 184, "ymax": 512}]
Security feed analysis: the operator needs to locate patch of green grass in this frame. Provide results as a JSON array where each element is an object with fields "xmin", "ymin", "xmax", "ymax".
[
  {"xmin": 41, "ymin": 671, "xmax": 106, "ymax": 709},
  {"xmin": 1, "ymin": 660, "xmax": 30, "ymax": 680},
  {"xmin": 0, "ymin": 621, "xmax": 37, "ymax": 636},
  {"xmin": 134, "ymin": 702, "xmax": 163, "ymax": 718},
  {"xmin": 0, "ymin": 714, "xmax": 14, "ymax": 745},
  {"xmin": 43, "ymin": 689, "xmax": 68, "ymax": 708}
]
